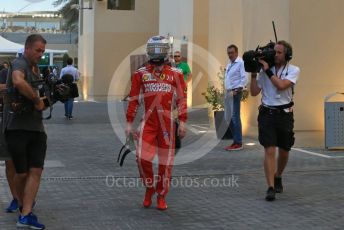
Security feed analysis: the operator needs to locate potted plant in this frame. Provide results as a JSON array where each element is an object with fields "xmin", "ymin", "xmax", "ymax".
[
  {"xmin": 202, "ymin": 67, "xmax": 231, "ymax": 139},
  {"xmin": 202, "ymin": 67, "xmax": 249, "ymax": 139}
]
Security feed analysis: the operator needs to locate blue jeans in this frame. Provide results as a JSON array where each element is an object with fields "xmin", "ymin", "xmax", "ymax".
[
  {"xmin": 225, "ymin": 91, "xmax": 242, "ymax": 144},
  {"xmin": 64, "ymin": 98, "xmax": 74, "ymax": 117}
]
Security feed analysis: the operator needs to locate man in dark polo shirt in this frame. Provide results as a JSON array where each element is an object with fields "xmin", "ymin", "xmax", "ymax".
[{"xmin": 3, "ymin": 34, "xmax": 47, "ymax": 229}]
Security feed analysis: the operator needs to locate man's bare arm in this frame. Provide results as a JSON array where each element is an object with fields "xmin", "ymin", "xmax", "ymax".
[
  {"xmin": 12, "ymin": 70, "xmax": 45, "ymax": 110},
  {"xmin": 250, "ymin": 73, "xmax": 261, "ymax": 96}
]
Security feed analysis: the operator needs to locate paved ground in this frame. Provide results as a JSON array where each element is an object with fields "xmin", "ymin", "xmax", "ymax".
[{"xmin": 1, "ymin": 101, "xmax": 343, "ymax": 230}]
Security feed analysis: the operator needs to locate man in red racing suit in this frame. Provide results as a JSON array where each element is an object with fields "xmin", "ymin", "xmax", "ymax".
[{"xmin": 126, "ymin": 47, "xmax": 187, "ymax": 210}]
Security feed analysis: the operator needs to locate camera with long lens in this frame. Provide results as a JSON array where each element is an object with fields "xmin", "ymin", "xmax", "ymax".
[
  {"xmin": 242, "ymin": 41, "xmax": 276, "ymax": 73},
  {"xmin": 6, "ymin": 73, "xmax": 74, "ymax": 117},
  {"xmin": 40, "ymin": 73, "xmax": 74, "ymax": 107}
]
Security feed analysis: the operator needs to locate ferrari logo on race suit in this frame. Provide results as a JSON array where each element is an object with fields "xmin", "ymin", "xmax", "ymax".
[{"xmin": 159, "ymin": 74, "xmax": 166, "ymax": 80}]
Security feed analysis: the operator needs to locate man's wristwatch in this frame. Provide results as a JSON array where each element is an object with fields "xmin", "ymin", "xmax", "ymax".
[{"xmin": 265, "ymin": 69, "xmax": 274, "ymax": 79}]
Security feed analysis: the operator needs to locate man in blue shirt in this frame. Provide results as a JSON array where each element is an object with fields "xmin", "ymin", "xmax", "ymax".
[
  {"xmin": 60, "ymin": 57, "xmax": 79, "ymax": 120},
  {"xmin": 224, "ymin": 44, "xmax": 247, "ymax": 151}
]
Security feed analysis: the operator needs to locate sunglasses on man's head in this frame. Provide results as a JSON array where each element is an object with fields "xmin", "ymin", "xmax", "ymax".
[{"xmin": 174, "ymin": 55, "xmax": 180, "ymax": 57}]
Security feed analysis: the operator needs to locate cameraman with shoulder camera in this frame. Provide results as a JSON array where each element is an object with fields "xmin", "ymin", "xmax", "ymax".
[
  {"xmin": 3, "ymin": 34, "xmax": 47, "ymax": 229},
  {"xmin": 250, "ymin": 40, "xmax": 300, "ymax": 201}
]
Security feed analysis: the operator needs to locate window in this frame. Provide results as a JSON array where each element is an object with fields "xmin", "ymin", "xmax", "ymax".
[
  {"xmin": 130, "ymin": 54, "xmax": 148, "ymax": 75},
  {"xmin": 108, "ymin": 0, "xmax": 135, "ymax": 10}
]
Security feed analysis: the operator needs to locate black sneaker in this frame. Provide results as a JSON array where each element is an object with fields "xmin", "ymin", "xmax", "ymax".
[
  {"xmin": 265, "ymin": 187, "xmax": 276, "ymax": 201},
  {"xmin": 274, "ymin": 177, "xmax": 283, "ymax": 193}
]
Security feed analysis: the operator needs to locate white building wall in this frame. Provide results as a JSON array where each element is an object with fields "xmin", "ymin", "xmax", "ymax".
[
  {"xmin": 78, "ymin": 3, "xmax": 95, "ymax": 100},
  {"xmin": 159, "ymin": 0, "xmax": 194, "ymax": 50},
  {"xmin": 159, "ymin": 0, "xmax": 194, "ymax": 106}
]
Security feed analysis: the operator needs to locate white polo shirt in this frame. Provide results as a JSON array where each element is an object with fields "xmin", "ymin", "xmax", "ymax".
[{"xmin": 257, "ymin": 64, "xmax": 300, "ymax": 106}]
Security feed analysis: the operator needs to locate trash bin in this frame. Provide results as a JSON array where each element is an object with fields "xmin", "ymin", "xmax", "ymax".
[{"xmin": 325, "ymin": 92, "xmax": 344, "ymax": 149}]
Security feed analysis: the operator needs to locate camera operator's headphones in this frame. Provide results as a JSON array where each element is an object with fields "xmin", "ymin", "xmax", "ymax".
[{"xmin": 283, "ymin": 42, "xmax": 293, "ymax": 61}]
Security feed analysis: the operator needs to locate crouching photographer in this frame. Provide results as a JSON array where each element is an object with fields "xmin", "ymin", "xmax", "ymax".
[
  {"xmin": 2, "ymin": 34, "xmax": 48, "ymax": 229},
  {"xmin": 248, "ymin": 40, "xmax": 300, "ymax": 202}
]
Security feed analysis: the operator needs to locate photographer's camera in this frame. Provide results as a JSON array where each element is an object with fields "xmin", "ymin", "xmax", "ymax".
[{"xmin": 243, "ymin": 41, "xmax": 276, "ymax": 73}]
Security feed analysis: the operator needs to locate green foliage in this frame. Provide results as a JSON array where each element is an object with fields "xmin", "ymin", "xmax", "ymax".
[
  {"xmin": 201, "ymin": 69, "xmax": 225, "ymax": 111},
  {"xmin": 202, "ymin": 67, "xmax": 249, "ymax": 110},
  {"xmin": 201, "ymin": 85, "xmax": 225, "ymax": 111},
  {"xmin": 241, "ymin": 88, "xmax": 249, "ymax": 102},
  {"xmin": 53, "ymin": 0, "xmax": 79, "ymax": 33}
]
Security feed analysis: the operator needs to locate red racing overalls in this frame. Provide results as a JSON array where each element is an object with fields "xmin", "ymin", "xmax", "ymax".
[{"xmin": 126, "ymin": 64, "xmax": 187, "ymax": 196}]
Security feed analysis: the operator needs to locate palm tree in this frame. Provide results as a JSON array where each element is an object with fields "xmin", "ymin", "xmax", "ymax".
[{"xmin": 53, "ymin": 0, "xmax": 79, "ymax": 33}]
